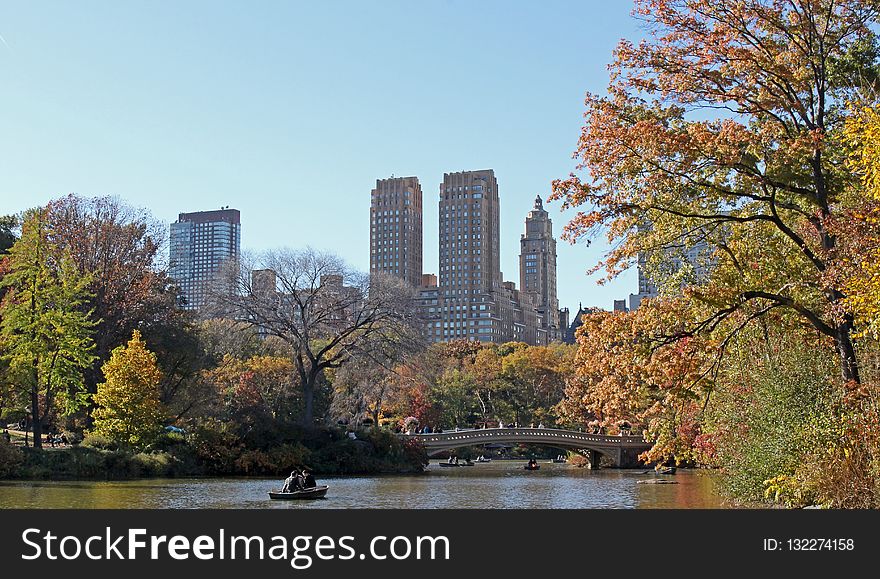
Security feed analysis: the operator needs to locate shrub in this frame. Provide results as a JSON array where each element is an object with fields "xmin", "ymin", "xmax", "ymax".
[
  {"xmin": 0, "ymin": 440, "xmax": 24, "ymax": 477},
  {"xmin": 132, "ymin": 452, "xmax": 175, "ymax": 477},
  {"xmin": 81, "ymin": 434, "xmax": 120, "ymax": 452}
]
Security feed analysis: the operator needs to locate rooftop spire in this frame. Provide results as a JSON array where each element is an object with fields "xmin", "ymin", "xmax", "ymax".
[{"xmin": 534, "ymin": 195, "xmax": 543, "ymax": 210}]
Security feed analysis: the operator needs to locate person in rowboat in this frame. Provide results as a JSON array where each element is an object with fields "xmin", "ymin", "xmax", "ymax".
[
  {"xmin": 302, "ymin": 469, "xmax": 317, "ymax": 489},
  {"xmin": 281, "ymin": 470, "xmax": 302, "ymax": 493}
]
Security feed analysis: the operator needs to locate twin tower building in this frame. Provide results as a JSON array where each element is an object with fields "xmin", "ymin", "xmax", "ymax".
[{"xmin": 369, "ymin": 169, "xmax": 565, "ymax": 346}]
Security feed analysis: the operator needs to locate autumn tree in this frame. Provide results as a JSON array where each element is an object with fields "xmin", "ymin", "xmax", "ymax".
[
  {"xmin": 558, "ymin": 300, "xmax": 716, "ymax": 463},
  {"xmin": 216, "ymin": 249, "xmax": 424, "ymax": 426},
  {"xmin": 45, "ymin": 195, "xmax": 188, "ymax": 403},
  {"xmin": 0, "ymin": 208, "xmax": 96, "ymax": 448},
  {"xmin": 204, "ymin": 354, "xmax": 298, "ymax": 423},
  {"xmin": 329, "ymin": 356, "xmax": 390, "ymax": 428},
  {"xmin": 92, "ymin": 330, "xmax": 165, "ymax": 448},
  {"xmin": 839, "ymin": 104, "xmax": 880, "ymax": 338},
  {"xmin": 498, "ymin": 342, "xmax": 576, "ymax": 427},
  {"xmin": 550, "ymin": 0, "xmax": 880, "ymax": 383}
]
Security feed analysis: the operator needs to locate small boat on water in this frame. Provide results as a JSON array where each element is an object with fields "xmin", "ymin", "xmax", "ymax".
[
  {"xmin": 658, "ymin": 466, "xmax": 676, "ymax": 475},
  {"xmin": 268, "ymin": 485, "xmax": 329, "ymax": 500},
  {"xmin": 524, "ymin": 464, "xmax": 541, "ymax": 470}
]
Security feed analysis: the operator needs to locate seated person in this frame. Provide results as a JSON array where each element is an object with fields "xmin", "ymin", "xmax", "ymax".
[
  {"xmin": 302, "ymin": 469, "xmax": 317, "ymax": 489},
  {"xmin": 281, "ymin": 470, "xmax": 301, "ymax": 493}
]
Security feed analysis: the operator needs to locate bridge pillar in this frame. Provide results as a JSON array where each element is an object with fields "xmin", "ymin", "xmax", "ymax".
[
  {"xmin": 587, "ymin": 450, "xmax": 602, "ymax": 470},
  {"xmin": 616, "ymin": 448, "xmax": 645, "ymax": 468}
]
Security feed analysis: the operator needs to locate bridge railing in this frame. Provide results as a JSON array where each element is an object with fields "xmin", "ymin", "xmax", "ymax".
[{"xmin": 399, "ymin": 427, "xmax": 648, "ymax": 447}]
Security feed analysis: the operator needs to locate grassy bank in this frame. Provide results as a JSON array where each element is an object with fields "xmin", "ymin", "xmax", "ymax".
[{"xmin": 0, "ymin": 427, "xmax": 428, "ymax": 480}]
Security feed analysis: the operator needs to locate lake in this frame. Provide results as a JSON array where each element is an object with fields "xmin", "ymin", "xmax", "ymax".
[{"xmin": 0, "ymin": 460, "xmax": 726, "ymax": 509}]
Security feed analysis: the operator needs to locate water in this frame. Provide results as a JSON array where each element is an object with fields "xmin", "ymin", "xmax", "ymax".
[{"xmin": 0, "ymin": 460, "xmax": 724, "ymax": 509}]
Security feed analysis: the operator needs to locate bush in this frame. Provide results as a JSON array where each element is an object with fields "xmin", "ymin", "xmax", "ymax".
[
  {"xmin": 188, "ymin": 419, "xmax": 244, "ymax": 475},
  {"xmin": 132, "ymin": 452, "xmax": 176, "ymax": 477},
  {"xmin": 0, "ymin": 440, "xmax": 24, "ymax": 477},
  {"xmin": 709, "ymin": 332, "xmax": 839, "ymax": 506},
  {"xmin": 1, "ymin": 420, "xmax": 427, "ymax": 480},
  {"xmin": 81, "ymin": 433, "xmax": 120, "ymax": 452},
  {"xmin": 150, "ymin": 431, "xmax": 188, "ymax": 452}
]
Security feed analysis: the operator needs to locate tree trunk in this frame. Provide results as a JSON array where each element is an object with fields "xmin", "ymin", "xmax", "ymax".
[
  {"xmin": 301, "ymin": 373, "xmax": 316, "ymax": 427},
  {"xmin": 31, "ymin": 386, "xmax": 42, "ymax": 450},
  {"xmin": 835, "ymin": 322, "xmax": 860, "ymax": 384}
]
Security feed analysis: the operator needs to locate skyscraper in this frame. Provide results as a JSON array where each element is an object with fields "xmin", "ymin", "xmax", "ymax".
[
  {"xmin": 369, "ymin": 176, "xmax": 423, "ymax": 288},
  {"xmin": 438, "ymin": 169, "xmax": 502, "ymax": 341},
  {"xmin": 169, "ymin": 208, "xmax": 241, "ymax": 311},
  {"xmin": 628, "ymin": 239, "xmax": 712, "ymax": 310},
  {"xmin": 519, "ymin": 195, "xmax": 560, "ymax": 341}
]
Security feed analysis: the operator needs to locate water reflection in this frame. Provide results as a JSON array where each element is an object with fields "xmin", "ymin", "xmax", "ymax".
[{"xmin": 0, "ymin": 461, "xmax": 725, "ymax": 509}]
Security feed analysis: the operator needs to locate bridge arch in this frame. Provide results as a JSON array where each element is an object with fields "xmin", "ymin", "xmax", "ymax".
[{"xmin": 399, "ymin": 427, "xmax": 650, "ymax": 468}]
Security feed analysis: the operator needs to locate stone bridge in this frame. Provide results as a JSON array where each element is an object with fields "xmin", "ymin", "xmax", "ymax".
[{"xmin": 399, "ymin": 427, "xmax": 651, "ymax": 468}]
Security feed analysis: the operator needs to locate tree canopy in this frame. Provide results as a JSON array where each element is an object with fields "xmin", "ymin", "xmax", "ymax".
[
  {"xmin": 550, "ymin": 0, "xmax": 880, "ymax": 383},
  {"xmin": 91, "ymin": 330, "xmax": 165, "ymax": 448}
]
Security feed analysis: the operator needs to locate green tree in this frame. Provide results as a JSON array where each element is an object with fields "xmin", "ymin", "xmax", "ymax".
[
  {"xmin": 0, "ymin": 208, "xmax": 96, "ymax": 448},
  {"xmin": 45, "ymin": 195, "xmax": 184, "ymax": 413},
  {"xmin": 0, "ymin": 214, "xmax": 17, "ymax": 255},
  {"xmin": 91, "ymin": 330, "xmax": 165, "ymax": 448}
]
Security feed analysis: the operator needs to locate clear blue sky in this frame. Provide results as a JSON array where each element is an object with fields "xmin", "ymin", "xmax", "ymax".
[{"xmin": 0, "ymin": 0, "xmax": 642, "ymax": 313}]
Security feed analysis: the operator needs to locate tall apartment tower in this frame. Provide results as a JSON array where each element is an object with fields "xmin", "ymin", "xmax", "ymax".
[
  {"xmin": 519, "ymin": 195, "xmax": 560, "ymax": 340},
  {"xmin": 437, "ymin": 169, "xmax": 502, "ymax": 341},
  {"xmin": 369, "ymin": 176, "xmax": 423, "ymax": 288},
  {"xmin": 169, "ymin": 208, "xmax": 241, "ymax": 311}
]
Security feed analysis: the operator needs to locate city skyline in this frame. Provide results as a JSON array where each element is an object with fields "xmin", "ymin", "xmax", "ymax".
[
  {"xmin": 169, "ymin": 208, "xmax": 241, "ymax": 311},
  {"xmin": 0, "ymin": 1, "xmax": 643, "ymax": 312}
]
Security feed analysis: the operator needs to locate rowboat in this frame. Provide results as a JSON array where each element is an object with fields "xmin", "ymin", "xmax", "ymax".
[{"xmin": 268, "ymin": 485, "xmax": 329, "ymax": 500}]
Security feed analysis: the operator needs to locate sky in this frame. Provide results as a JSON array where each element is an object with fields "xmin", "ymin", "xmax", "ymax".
[{"xmin": 0, "ymin": 0, "xmax": 644, "ymax": 313}]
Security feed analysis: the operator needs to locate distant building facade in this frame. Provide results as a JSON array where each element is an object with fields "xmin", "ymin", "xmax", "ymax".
[
  {"xmin": 372, "ymin": 170, "xmax": 566, "ymax": 345},
  {"xmin": 629, "ymin": 240, "xmax": 712, "ymax": 310},
  {"xmin": 437, "ymin": 169, "xmax": 504, "ymax": 342},
  {"xmin": 169, "ymin": 208, "xmax": 241, "ymax": 311},
  {"xmin": 563, "ymin": 304, "xmax": 600, "ymax": 344},
  {"xmin": 519, "ymin": 195, "xmax": 561, "ymax": 341},
  {"xmin": 370, "ymin": 176, "xmax": 423, "ymax": 288}
]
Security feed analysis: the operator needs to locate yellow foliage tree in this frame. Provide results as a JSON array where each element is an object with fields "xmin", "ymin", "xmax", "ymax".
[
  {"xmin": 842, "ymin": 104, "xmax": 880, "ymax": 339},
  {"xmin": 91, "ymin": 330, "xmax": 165, "ymax": 447}
]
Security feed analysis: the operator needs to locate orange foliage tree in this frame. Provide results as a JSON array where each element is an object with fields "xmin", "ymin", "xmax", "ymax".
[
  {"xmin": 557, "ymin": 299, "xmax": 716, "ymax": 463},
  {"xmin": 550, "ymin": 0, "xmax": 879, "ymax": 383}
]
